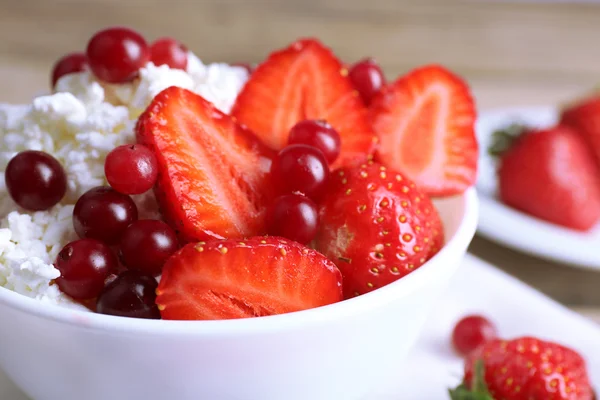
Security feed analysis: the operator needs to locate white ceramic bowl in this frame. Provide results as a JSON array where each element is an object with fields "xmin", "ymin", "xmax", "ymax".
[{"xmin": 0, "ymin": 189, "xmax": 478, "ymax": 400}]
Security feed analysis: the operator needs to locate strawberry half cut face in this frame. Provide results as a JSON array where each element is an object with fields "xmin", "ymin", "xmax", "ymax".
[
  {"xmin": 231, "ymin": 38, "xmax": 377, "ymax": 168},
  {"xmin": 136, "ymin": 86, "xmax": 275, "ymax": 242},
  {"xmin": 370, "ymin": 65, "xmax": 478, "ymax": 197},
  {"xmin": 156, "ymin": 237, "xmax": 343, "ymax": 320}
]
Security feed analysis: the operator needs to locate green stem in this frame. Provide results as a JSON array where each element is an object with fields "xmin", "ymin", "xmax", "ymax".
[
  {"xmin": 488, "ymin": 123, "xmax": 528, "ymax": 158},
  {"xmin": 448, "ymin": 360, "xmax": 494, "ymax": 400}
]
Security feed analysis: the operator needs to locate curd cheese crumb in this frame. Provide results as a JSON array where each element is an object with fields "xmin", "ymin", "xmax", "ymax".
[
  {"xmin": 57, "ymin": 52, "xmax": 249, "ymax": 118},
  {"xmin": 0, "ymin": 91, "xmax": 133, "ymax": 204},
  {"xmin": 0, "ymin": 205, "xmax": 86, "ymax": 309},
  {"xmin": 0, "ymin": 90, "xmax": 135, "ymax": 307}
]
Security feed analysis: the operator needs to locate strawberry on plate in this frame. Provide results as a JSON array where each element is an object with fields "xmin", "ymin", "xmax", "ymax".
[
  {"xmin": 231, "ymin": 38, "xmax": 376, "ymax": 168},
  {"xmin": 492, "ymin": 124, "xmax": 600, "ymax": 231},
  {"xmin": 314, "ymin": 161, "xmax": 443, "ymax": 299},
  {"xmin": 369, "ymin": 65, "xmax": 478, "ymax": 197},
  {"xmin": 156, "ymin": 237, "xmax": 343, "ymax": 320},
  {"xmin": 450, "ymin": 336, "xmax": 593, "ymax": 400},
  {"xmin": 136, "ymin": 86, "xmax": 275, "ymax": 242},
  {"xmin": 561, "ymin": 95, "xmax": 600, "ymax": 166}
]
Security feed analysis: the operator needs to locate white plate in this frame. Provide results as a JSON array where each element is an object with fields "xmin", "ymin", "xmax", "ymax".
[
  {"xmin": 476, "ymin": 106, "xmax": 600, "ymax": 269},
  {"xmin": 385, "ymin": 253, "xmax": 600, "ymax": 398},
  {"xmin": 2, "ymin": 254, "xmax": 599, "ymax": 399}
]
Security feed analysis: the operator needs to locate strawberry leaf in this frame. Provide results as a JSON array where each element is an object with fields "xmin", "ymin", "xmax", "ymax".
[
  {"xmin": 448, "ymin": 360, "xmax": 494, "ymax": 400},
  {"xmin": 488, "ymin": 123, "xmax": 528, "ymax": 157}
]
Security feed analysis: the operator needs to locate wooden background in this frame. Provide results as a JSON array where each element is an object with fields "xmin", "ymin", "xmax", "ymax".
[{"xmin": 1, "ymin": 0, "xmax": 600, "ymax": 322}]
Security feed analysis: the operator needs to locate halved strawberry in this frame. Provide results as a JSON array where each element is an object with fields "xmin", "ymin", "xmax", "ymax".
[
  {"xmin": 370, "ymin": 65, "xmax": 478, "ymax": 197},
  {"xmin": 156, "ymin": 237, "xmax": 343, "ymax": 320},
  {"xmin": 136, "ymin": 86, "xmax": 275, "ymax": 242},
  {"xmin": 231, "ymin": 38, "xmax": 376, "ymax": 168}
]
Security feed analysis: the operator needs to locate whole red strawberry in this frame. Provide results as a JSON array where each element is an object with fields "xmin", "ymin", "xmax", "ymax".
[
  {"xmin": 494, "ymin": 124, "xmax": 600, "ymax": 231},
  {"xmin": 450, "ymin": 337, "xmax": 593, "ymax": 400},
  {"xmin": 314, "ymin": 161, "xmax": 443, "ymax": 298}
]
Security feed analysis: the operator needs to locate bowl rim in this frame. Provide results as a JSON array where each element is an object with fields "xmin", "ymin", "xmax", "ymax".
[{"xmin": 0, "ymin": 189, "xmax": 478, "ymax": 336}]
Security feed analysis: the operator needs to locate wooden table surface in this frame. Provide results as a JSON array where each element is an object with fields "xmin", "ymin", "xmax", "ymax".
[{"xmin": 1, "ymin": 0, "xmax": 600, "ymax": 323}]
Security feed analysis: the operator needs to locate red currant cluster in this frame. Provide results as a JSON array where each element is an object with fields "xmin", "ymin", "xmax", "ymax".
[
  {"xmin": 51, "ymin": 26, "xmax": 188, "ymax": 88},
  {"xmin": 265, "ymin": 120, "xmax": 341, "ymax": 245},
  {"xmin": 4, "ymin": 143, "xmax": 177, "ymax": 319},
  {"xmin": 262, "ymin": 58, "xmax": 385, "ymax": 245},
  {"xmin": 57, "ymin": 143, "xmax": 178, "ymax": 319}
]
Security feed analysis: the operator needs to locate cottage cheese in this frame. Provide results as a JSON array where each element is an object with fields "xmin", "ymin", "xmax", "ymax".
[
  {"xmin": 0, "ymin": 52, "xmax": 248, "ymax": 307},
  {"xmin": 0, "ymin": 206, "xmax": 86, "ymax": 309},
  {"xmin": 56, "ymin": 52, "xmax": 249, "ymax": 117}
]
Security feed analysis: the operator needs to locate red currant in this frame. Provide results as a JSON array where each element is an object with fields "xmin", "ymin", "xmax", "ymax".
[
  {"xmin": 452, "ymin": 315, "xmax": 498, "ymax": 356},
  {"xmin": 288, "ymin": 120, "xmax": 341, "ymax": 164},
  {"xmin": 104, "ymin": 144, "xmax": 158, "ymax": 195},
  {"xmin": 120, "ymin": 220, "xmax": 178, "ymax": 275},
  {"xmin": 271, "ymin": 144, "xmax": 329, "ymax": 200},
  {"xmin": 5, "ymin": 151, "xmax": 67, "ymax": 211},
  {"xmin": 348, "ymin": 58, "xmax": 385, "ymax": 105},
  {"xmin": 86, "ymin": 27, "xmax": 149, "ymax": 83},
  {"xmin": 96, "ymin": 270, "xmax": 160, "ymax": 319},
  {"xmin": 51, "ymin": 52, "xmax": 88, "ymax": 88},
  {"xmin": 149, "ymin": 37, "xmax": 188, "ymax": 70},
  {"xmin": 55, "ymin": 239, "xmax": 118, "ymax": 300},
  {"xmin": 73, "ymin": 186, "xmax": 138, "ymax": 245},
  {"xmin": 266, "ymin": 194, "xmax": 318, "ymax": 244}
]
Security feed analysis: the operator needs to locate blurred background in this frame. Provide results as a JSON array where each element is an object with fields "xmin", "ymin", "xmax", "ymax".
[{"xmin": 1, "ymin": 0, "xmax": 600, "ymax": 320}]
